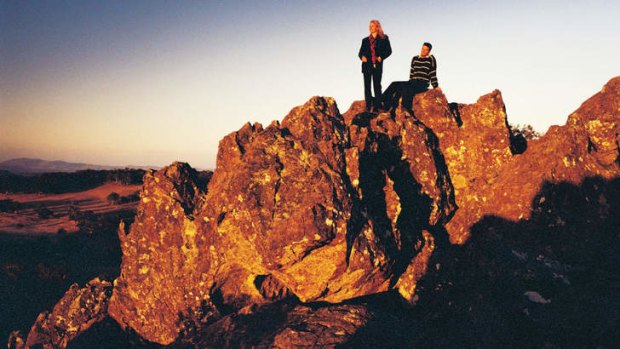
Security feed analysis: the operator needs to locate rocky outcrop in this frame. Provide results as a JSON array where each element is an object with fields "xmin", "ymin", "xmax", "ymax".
[
  {"xmin": 12, "ymin": 77, "xmax": 619, "ymax": 348},
  {"xmin": 108, "ymin": 78, "xmax": 619, "ymax": 345},
  {"xmin": 108, "ymin": 96, "xmax": 457, "ymax": 344},
  {"xmin": 346, "ymin": 110, "xmax": 457, "ymax": 301},
  {"xmin": 407, "ymin": 77, "xmax": 620, "ymax": 243},
  {"xmin": 107, "ymin": 163, "xmax": 216, "ymax": 345},
  {"xmin": 8, "ymin": 278, "xmax": 112, "ymax": 349}
]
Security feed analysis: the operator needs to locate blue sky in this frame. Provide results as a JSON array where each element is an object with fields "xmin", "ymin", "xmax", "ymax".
[{"xmin": 1, "ymin": 0, "xmax": 618, "ymax": 169}]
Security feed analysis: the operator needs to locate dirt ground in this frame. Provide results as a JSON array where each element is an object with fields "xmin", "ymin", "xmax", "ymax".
[{"xmin": 0, "ymin": 183, "xmax": 141, "ymax": 234}]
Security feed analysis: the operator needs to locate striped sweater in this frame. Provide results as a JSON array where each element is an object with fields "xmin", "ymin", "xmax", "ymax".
[{"xmin": 409, "ymin": 55, "xmax": 438, "ymax": 88}]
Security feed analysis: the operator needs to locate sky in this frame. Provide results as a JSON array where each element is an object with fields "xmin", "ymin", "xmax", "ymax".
[{"xmin": 1, "ymin": 0, "xmax": 618, "ymax": 170}]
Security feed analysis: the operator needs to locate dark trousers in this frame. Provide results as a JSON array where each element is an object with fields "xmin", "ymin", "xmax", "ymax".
[
  {"xmin": 382, "ymin": 80, "xmax": 429, "ymax": 110},
  {"xmin": 363, "ymin": 68, "xmax": 382, "ymax": 110}
]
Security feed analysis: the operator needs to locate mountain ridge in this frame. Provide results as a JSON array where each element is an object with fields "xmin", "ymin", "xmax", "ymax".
[{"xmin": 0, "ymin": 158, "xmax": 161, "ymax": 174}]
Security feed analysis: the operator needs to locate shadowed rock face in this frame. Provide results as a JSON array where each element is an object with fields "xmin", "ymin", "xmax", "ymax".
[
  {"xmin": 192, "ymin": 301, "xmax": 372, "ymax": 348},
  {"xmin": 12, "ymin": 77, "xmax": 619, "ymax": 348}
]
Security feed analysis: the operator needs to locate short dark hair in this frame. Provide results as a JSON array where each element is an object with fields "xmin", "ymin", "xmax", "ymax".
[{"xmin": 423, "ymin": 42, "xmax": 432, "ymax": 50}]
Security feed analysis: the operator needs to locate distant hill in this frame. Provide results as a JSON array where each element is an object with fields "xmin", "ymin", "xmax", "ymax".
[
  {"xmin": 0, "ymin": 158, "xmax": 157, "ymax": 174},
  {"xmin": 0, "ymin": 168, "xmax": 147, "ymax": 194}
]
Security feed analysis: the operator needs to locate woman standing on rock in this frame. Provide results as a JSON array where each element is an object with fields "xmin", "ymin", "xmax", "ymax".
[{"xmin": 358, "ymin": 20, "xmax": 392, "ymax": 112}]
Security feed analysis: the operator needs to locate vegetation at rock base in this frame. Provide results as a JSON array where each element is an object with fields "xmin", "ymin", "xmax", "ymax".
[{"xmin": 0, "ymin": 169, "xmax": 146, "ymax": 194}]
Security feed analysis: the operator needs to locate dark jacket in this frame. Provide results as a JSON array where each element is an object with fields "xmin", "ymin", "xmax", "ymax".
[{"xmin": 358, "ymin": 35, "xmax": 392, "ymax": 73}]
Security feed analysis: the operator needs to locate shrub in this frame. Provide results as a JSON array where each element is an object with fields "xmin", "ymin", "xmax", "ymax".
[
  {"xmin": 0, "ymin": 199, "xmax": 21, "ymax": 213},
  {"xmin": 510, "ymin": 124, "xmax": 541, "ymax": 140},
  {"xmin": 106, "ymin": 192, "xmax": 121, "ymax": 205},
  {"xmin": 35, "ymin": 205, "xmax": 54, "ymax": 219}
]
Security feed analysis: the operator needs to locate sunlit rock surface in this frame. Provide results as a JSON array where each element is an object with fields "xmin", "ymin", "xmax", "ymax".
[
  {"xmin": 109, "ymin": 96, "xmax": 458, "ymax": 344},
  {"xmin": 409, "ymin": 77, "xmax": 620, "ymax": 243}
]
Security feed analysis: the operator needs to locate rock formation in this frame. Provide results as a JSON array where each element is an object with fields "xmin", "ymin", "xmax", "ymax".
[
  {"xmin": 8, "ymin": 278, "xmax": 112, "ymax": 349},
  {"xmin": 8, "ymin": 77, "xmax": 619, "ymax": 348},
  {"xmin": 108, "ymin": 95, "xmax": 458, "ymax": 344},
  {"xmin": 407, "ymin": 78, "xmax": 620, "ymax": 243}
]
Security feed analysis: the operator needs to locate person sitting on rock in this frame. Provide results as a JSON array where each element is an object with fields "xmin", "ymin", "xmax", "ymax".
[{"xmin": 381, "ymin": 42, "xmax": 441, "ymax": 112}]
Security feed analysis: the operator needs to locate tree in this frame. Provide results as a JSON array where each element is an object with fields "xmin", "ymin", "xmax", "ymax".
[
  {"xmin": 106, "ymin": 192, "xmax": 121, "ymax": 205},
  {"xmin": 510, "ymin": 124, "xmax": 541, "ymax": 140},
  {"xmin": 35, "ymin": 205, "xmax": 53, "ymax": 219}
]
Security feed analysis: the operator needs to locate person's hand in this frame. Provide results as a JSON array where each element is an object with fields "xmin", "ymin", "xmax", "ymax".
[
  {"xmin": 361, "ymin": 56, "xmax": 367, "ymax": 62},
  {"xmin": 435, "ymin": 87, "xmax": 442, "ymax": 92},
  {"xmin": 377, "ymin": 57, "xmax": 382, "ymax": 62}
]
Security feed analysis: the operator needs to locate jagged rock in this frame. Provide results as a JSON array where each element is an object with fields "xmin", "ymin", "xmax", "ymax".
[
  {"xmin": 400, "ymin": 77, "xmax": 620, "ymax": 243},
  {"xmin": 400, "ymin": 89, "xmax": 514, "ymax": 243},
  {"xmin": 108, "ymin": 162, "xmax": 217, "ymax": 345},
  {"xmin": 7, "ymin": 331, "xmax": 25, "ymax": 349},
  {"xmin": 197, "ymin": 97, "xmax": 357, "ymax": 306},
  {"xmin": 8, "ymin": 278, "xmax": 112, "ymax": 349},
  {"xmin": 346, "ymin": 110, "xmax": 457, "ymax": 300},
  {"xmin": 109, "ymin": 97, "xmax": 456, "ymax": 344},
  {"xmin": 408, "ymin": 176, "xmax": 620, "ymax": 348},
  {"xmin": 490, "ymin": 76, "xmax": 620, "ymax": 220},
  {"xmin": 106, "ymin": 77, "xmax": 618, "ymax": 346}
]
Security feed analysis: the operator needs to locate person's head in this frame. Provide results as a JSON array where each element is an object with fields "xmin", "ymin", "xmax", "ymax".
[
  {"xmin": 420, "ymin": 42, "xmax": 432, "ymax": 57},
  {"xmin": 368, "ymin": 20, "xmax": 385, "ymax": 38}
]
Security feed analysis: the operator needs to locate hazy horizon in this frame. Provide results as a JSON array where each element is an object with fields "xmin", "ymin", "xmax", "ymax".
[{"xmin": 2, "ymin": 1, "xmax": 619, "ymax": 169}]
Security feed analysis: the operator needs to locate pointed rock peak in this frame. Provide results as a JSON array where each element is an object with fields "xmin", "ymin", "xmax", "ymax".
[
  {"xmin": 163, "ymin": 161, "xmax": 197, "ymax": 180},
  {"xmin": 479, "ymin": 89, "xmax": 503, "ymax": 102},
  {"xmin": 239, "ymin": 121, "xmax": 264, "ymax": 134},
  {"xmin": 602, "ymin": 76, "xmax": 620, "ymax": 92},
  {"xmin": 282, "ymin": 96, "xmax": 342, "ymax": 127},
  {"xmin": 306, "ymin": 96, "xmax": 338, "ymax": 112}
]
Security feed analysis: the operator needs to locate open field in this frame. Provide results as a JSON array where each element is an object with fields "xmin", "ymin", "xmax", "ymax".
[
  {"xmin": 0, "ymin": 183, "xmax": 141, "ymax": 235},
  {"xmin": 0, "ymin": 182, "xmax": 143, "ymax": 344}
]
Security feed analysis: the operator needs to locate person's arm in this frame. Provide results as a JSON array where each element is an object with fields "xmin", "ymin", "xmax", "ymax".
[
  {"xmin": 358, "ymin": 39, "xmax": 367, "ymax": 61},
  {"xmin": 409, "ymin": 56, "xmax": 416, "ymax": 80},
  {"xmin": 430, "ymin": 56, "xmax": 439, "ymax": 88},
  {"xmin": 382, "ymin": 36, "xmax": 392, "ymax": 60}
]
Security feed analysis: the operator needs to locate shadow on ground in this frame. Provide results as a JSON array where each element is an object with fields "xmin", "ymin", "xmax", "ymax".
[{"xmin": 342, "ymin": 176, "xmax": 620, "ymax": 348}]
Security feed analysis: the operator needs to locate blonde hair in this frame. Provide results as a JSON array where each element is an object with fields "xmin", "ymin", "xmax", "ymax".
[{"xmin": 369, "ymin": 20, "xmax": 385, "ymax": 38}]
